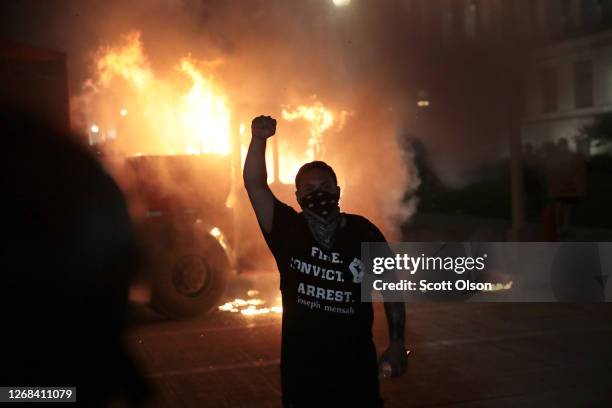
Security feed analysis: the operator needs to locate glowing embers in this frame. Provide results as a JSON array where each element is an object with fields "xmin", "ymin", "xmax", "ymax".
[{"xmin": 218, "ymin": 290, "xmax": 282, "ymax": 316}]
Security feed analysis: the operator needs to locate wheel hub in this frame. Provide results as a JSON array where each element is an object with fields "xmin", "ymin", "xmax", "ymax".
[{"xmin": 172, "ymin": 255, "xmax": 210, "ymax": 297}]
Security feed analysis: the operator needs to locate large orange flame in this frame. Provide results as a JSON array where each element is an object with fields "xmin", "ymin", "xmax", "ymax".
[
  {"xmin": 95, "ymin": 32, "xmax": 153, "ymax": 92},
  {"xmin": 79, "ymin": 32, "xmax": 350, "ymax": 189},
  {"xmin": 276, "ymin": 101, "xmax": 348, "ymax": 184},
  {"xmin": 282, "ymin": 102, "xmax": 335, "ymax": 160},
  {"xmin": 83, "ymin": 31, "xmax": 231, "ymax": 156}
]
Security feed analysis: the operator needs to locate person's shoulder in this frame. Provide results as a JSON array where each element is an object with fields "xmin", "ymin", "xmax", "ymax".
[
  {"xmin": 344, "ymin": 212, "xmax": 372, "ymax": 226},
  {"xmin": 344, "ymin": 213, "xmax": 384, "ymax": 237},
  {"xmin": 272, "ymin": 197, "xmax": 301, "ymax": 224},
  {"xmin": 274, "ymin": 197, "xmax": 300, "ymax": 215}
]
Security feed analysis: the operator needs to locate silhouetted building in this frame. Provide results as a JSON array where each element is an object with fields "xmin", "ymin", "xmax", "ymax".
[
  {"xmin": 400, "ymin": 1, "xmax": 611, "ymax": 157},
  {"xmin": 522, "ymin": 1, "xmax": 612, "ymax": 156}
]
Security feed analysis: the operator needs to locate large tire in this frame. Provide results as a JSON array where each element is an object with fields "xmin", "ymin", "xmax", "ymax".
[{"xmin": 150, "ymin": 232, "xmax": 230, "ymax": 318}]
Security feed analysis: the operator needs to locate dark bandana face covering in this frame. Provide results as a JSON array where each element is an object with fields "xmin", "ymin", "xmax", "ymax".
[{"xmin": 299, "ymin": 190, "xmax": 341, "ymax": 249}]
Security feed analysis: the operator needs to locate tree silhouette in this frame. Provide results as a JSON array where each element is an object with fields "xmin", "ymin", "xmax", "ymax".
[{"xmin": 581, "ymin": 112, "xmax": 612, "ymax": 147}]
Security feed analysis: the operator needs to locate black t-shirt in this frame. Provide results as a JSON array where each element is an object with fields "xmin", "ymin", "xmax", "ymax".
[{"xmin": 261, "ymin": 198, "xmax": 387, "ymax": 406}]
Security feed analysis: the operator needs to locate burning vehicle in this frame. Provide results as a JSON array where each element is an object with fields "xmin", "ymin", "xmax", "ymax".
[
  {"xmin": 1, "ymin": 39, "xmax": 235, "ymax": 318},
  {"xmin": 73, "ymin": 32, "xmax": 273, "ymax": 318},
  {"xmin": 121, "ymin": 154, "xmax": 233, "ymax": 317}
]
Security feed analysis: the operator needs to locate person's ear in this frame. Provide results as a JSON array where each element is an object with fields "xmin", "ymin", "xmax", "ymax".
[
  {"xmin": 336, "ymin": 186, "xmax": 341, "ymax": 199},
  {"xmin": 295, "ymin": 190, "xmax": 301, "ymax": 205}
]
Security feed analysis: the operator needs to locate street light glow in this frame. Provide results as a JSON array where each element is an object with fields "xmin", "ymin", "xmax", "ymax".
[
  {"xmin": 332, "ymin": 0, "xmax": 351, "ymax": 7},
  {"xmin": 90, "ymin": 124, "xmax": 99, "ymax": 133}
]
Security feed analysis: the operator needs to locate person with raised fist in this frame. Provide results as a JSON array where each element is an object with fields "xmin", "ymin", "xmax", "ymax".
[{"xmin": 244, "ymin": 115, "xmax": 408, "ymax": 408}]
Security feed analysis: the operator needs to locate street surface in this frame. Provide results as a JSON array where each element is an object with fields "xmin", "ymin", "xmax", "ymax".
[{"xmin": 121, "ymin": 275, "xmax": 612, "ymax": 408}]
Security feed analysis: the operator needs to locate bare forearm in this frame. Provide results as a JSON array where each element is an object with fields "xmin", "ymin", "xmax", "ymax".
[
  {"xmin": 380, "ymin": 301, "xmax": 409, "ymax": 377},
  {"xmin": 243, "ymin": 116, "xmax": 275, "ymax": 232},
  {"xmin": 384, "ymin": 301, "xmax": 405, "ymax": 343},
  {"xmin": 243, "ymin": 137, "xmax": 268, "ymax": 189}
]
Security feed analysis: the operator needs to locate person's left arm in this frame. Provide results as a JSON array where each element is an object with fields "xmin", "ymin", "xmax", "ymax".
[
  {"xmin": 380, "ymin": 300, "xmax": 408, "ymax": 377},
  {"xmin": 368, "ymin": 222, "xmax": 409, "ymax": 377}
]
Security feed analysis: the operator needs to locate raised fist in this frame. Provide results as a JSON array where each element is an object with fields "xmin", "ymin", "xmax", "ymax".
[{"xmin": 251, "ymin": 115, "xmax": 276, "ymax": 140}]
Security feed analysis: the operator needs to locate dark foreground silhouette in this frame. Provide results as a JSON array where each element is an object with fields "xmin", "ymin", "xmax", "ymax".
[{"xmin": 3, "ymin": 108, "xmax": 149, "ymax": 406}]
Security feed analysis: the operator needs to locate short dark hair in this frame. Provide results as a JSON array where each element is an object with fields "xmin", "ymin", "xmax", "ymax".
[{"xmin": 295, "ymin": 161, "xmax": 338, "ymax": 189}]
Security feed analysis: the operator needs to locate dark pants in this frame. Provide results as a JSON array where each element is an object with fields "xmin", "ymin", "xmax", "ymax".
[{"xmin": 281, "ymin": 346, "xmax": 383, "ymax": 408}]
